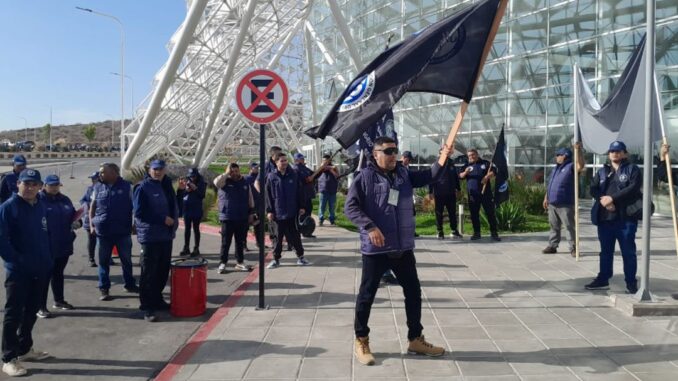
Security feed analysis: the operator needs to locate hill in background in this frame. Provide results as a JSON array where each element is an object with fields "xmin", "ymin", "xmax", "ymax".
[{"xmin": 0, "ymin": 120, "xmax": 131, "ymax": 148}]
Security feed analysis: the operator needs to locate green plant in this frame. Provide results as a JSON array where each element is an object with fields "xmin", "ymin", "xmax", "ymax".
[
  {"xmin": 83, "ymin": 124, "xmax": 96, "ymax": 142},
  {"xmin": 484, "ymin": 201, "xmax": 527, "ymax": 231},
  {"xmin": 508, "ymin": 178, "xmax": 546, "ymax": 215},
  {"xmin": 201, "ymin": 187, "xmax": 217, "ymax": 221}
]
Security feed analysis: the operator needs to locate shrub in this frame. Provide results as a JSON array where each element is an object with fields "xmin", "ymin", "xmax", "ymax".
[
  {"xmin": 508, "ymin": 178, "xmax": 545, "ymax": 215},
  {"xmin": 483, "ymin": 201, "xmax": 527, "ymax": 231}
]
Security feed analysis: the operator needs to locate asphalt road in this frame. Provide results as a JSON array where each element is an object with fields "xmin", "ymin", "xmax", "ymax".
[{"xmin": 0, "ymin": 158, "xmax": 251, "ymax": 380}]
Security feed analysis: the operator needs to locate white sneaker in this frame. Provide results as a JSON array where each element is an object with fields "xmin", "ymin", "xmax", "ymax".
[
  {"xmin": 296, "ymin": 257, "xmax": 311, "ymax": 266},
  {"xmin": 18, "ymin": 348, "xmax": 50, "ymax": 362},
  {"xmin": 267, "ymin": 260, "xmax": 280, "ymax": 269},
  {"xmin": 2, "ymin": 359, "xmax": 26, "ymax": 377},
  {"xmin": 234, "ymin": 262, "xmax": 252, "ymax": 272},
  {"xmin": 217, "ymin": 263, "xmax": 227, "ymax": 274}
]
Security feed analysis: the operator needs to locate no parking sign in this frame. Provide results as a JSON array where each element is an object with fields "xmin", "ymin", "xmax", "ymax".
[{"xmin": 236, "ymin": 69, "xmax": 288, "ymax": 124}]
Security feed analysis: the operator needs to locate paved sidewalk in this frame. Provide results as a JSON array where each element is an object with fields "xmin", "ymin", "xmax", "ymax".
[{"xmin": 160, "ymin": 216, "xmax": 678, "ymax": 381}]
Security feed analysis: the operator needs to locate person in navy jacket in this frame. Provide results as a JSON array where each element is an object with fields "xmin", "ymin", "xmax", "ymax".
[
  {"xmin": 585, "ymin": 141, "xmax": 642, "ymax": 294},
  {"xmin": 266, "ymin": 152, "xmax": 310, "ymax": 269},
  {"xmin": 214, "ymin": 163, "xmax": 255, "ymax": 273},
  {"xmin": 89, "ymin": 163, "xmax": 138, "ymax": 302},
  {"xmin": 344, "ymin": 137, "xmax": 450, "ymax": 364},
  {"xmin": 0, "ymin": 154, "xmax": 27, "ymax": 203},
  {"xmin": 459, "ymin": 149, "xmax": 500, "ymax": 241},
  {"xmin": 0, "ymin": 169, "xmax": 52, "ymax": 377},
  {"xmin": 177, "ymin": 168, "xmax": 206, "ymax": 257},
  {"xmin": 542, "ymin": 144, "xmax": 585, "ymax": 257},
  {"xmin": 133, "ymin": 160, "xmax": 179, "ymax": 322},
  {"xmin": 265, "ymin": 147, "xmax": 283, "ymax": 250},
  {"xmin": 36, "ymin": 175, "xmax": 80, "ymax": 318},
  {"xmin": 244, "ymin": 162, "xmax": 261, "ymax": 250},
  {"xmin": 80, "ymin": 171, "xmax": 100, "ymax": 267},
  {"xmin": 428, "ymin": 150, "xmax": 462, "ymax": 239}
]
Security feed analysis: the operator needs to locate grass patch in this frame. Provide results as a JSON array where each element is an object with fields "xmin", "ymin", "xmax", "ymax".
[{"xmin": 202, "ymin": 192, "xmax": 550, "ymax": 236}]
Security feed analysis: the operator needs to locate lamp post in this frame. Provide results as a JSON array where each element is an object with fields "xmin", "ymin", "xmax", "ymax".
[
  {"xmin": 76, "ymin": 6, "xmax": 125, "ymax": 159},
  {"xmin": 110, "ymin": 72, "xmax": 134, "ymax": 121}
]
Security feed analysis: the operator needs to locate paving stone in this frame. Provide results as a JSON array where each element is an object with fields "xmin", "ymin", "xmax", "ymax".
[
  {"xmin": 298, "ymin": 358, "xmax": 352, "ymax": 379},
  {"xmin": 245, "ymin": 357, "xmax": 301, "ymax": 379}
]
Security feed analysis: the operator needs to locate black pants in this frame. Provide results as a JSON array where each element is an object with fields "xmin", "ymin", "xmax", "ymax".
[
  {"xmin": 220, "ymin": 220, "xmax": 249, "ymax": 264},
  {"xmin": 41, "ymin": 256, "xmax": 70, "ymax": 308},
  {"xmin": 273, "ymin": 219, "xmax": 304, "ymax": 260},
  {"xmin": 183, "ymin": 216, "xmax": 201, "ymax": 249},
  {"xmin": 2, "ymin": 274, "xmax": 48, "ymax": 362},
  {"xmin": 87, "ymin": 231, "xmax": 97, "ymax": 261},
  {"xmin": 355, "ymin": 251, "xmax": 423, "ymax": 340},
  {"xmin": 139, "ymin": 241, "xmax": 172, "ymax": 312},
  {"xmin": 268, "ymin": 219, "xmax": 278, "ymax": 250},
  {"xmin": 469, "ymin": 193, "xmax": 498, "ymax": 235},
  {"xmin": 434, "ymin": 194, "xmax": 458, "ymax": 233}
]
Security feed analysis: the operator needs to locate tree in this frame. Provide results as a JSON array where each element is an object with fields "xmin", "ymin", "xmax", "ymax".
[
  {"xmin": 83, "ymin": 124, "xmax": 96, "ymax": 142},
  {"xmin": 42, "ymin": 123, "xmax": 51, "ymax": 142}
]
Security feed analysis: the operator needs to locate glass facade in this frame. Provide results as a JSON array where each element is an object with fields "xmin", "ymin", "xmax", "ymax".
[{"xmin": 306, "ymin": 0, "xmax": 678, "ymax": 184}]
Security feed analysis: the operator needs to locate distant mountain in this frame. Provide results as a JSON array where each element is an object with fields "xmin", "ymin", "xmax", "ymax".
[{"xmin": 0, "ymin": 120, "xmax": 131, "ymax": 147}]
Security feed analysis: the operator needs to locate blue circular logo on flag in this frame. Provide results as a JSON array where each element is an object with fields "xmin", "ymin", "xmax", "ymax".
[
  {"xmin": 430, "ymin": 26, "xmax": 466, "ymax": 65},
  {"xmin": 339, "ymin": 71, "xmax": 376, "ymax": 112}
]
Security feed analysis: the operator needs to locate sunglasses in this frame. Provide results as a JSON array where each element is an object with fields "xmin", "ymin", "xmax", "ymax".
[{"xmin": 375, "ymin": 147, "xmax": 399, "ymax": 156}]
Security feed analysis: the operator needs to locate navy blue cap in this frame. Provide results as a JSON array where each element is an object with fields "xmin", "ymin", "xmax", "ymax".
[
  {"xmin": 555, "ymin": 148, "xmax": 572, "ymax": 159},
  {"xmin": 12, "ymin": 155, "xmax": 27, "ymax": 165},
  {"xmin": 44, "ymin": 174, "xmax": 61, "ymax": 185},
  {"xmin": 187, "ymin": 168, "xmax": 199, "ymax": 177},
  {"xmin": 249, "ymin": 162, "xmax": 259, "ymax": 168},
  {"xmin": 18, "ymin": 169, "xmax": 41, "ymax": 183},
  {"xmin": 402, "ymin": 151, "xmax": 413, "ymax": 159},
  {"xmin": 150, "ymin": 160, "xmax": 166, "ymax": 169},
  {"xmin": 293, "ymin": 153, "xmax": 305, "ymax": 160},
  {"xmin": 608, "ymin": 141, "xmax": 627, "ymax": 152},
  {"xmin": 89, "ymin": 171, "xmax": 100, "ymax": 179}
]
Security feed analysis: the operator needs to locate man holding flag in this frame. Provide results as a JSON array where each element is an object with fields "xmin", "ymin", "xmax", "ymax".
[{"xmin": 459, "ymin": 149, "xmax": 501, "ymax": 241}]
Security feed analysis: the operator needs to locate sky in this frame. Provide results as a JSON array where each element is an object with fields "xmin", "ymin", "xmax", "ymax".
[{"xmin": 0, "ymin": 0, "xmax": 186, "ymax": 131}]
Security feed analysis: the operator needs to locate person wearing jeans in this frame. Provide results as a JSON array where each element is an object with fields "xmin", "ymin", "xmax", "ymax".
[
  {"xmin": 89, "ymin": 162, "xmax": 138, "ymax": 302},
  {"xmin": 134, "ymin": 160, "xmax": 179, "ymax": 322},
  {"xmin": 214, "ymin": 163, "xmax": 255, "ymax": 273},
  {"xmin": 0, "ymin": 169, "xmax": 52, "ymax": 377},
  {"xmin": 317, "ymin": 154, "xmax": 339, "ymax": 226}
]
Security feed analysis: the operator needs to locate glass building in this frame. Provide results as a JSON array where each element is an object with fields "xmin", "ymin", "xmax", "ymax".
[{"xmin": 306, "ymin": 0, "xmax": 677, "ymax": 185}]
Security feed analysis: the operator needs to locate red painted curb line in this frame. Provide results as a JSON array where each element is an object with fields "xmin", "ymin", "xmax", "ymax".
[{"xmin": 154, "ymin": 254, "xmax": 271, "ymax": 381}]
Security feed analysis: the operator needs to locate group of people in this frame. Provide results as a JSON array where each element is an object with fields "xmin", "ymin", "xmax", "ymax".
[{"xmin": 0, "ymin": 135, "xmax": 657, "ymax": 374}]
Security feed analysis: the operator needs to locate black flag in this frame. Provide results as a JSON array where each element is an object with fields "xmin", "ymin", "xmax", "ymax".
[
  {"xmin": 492, "ymin": 125, "xmax": 509, "ymax": 207},
  {"xmin": 305, "ymin": 0, "xmax": 503, "ymax": 148}
]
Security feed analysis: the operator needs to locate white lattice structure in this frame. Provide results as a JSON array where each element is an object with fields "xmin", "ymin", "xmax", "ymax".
[{"xmin": 122, "ymin": 0, "xmax": 326, "ymax": 171}]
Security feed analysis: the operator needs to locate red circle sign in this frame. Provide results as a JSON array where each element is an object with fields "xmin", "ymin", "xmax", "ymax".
[{"xmin": 236, "ymin": 69, "xmax": 288, "ymax": 124}]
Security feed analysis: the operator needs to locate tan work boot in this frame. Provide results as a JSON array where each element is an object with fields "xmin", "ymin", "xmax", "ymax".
[
  {"xmin": 354, "ymin": 336, "xmax": 376, "ymax": 365},
  {"xmin": 407, "ymin": 335, "xmax": 445, "ymax": 357}
]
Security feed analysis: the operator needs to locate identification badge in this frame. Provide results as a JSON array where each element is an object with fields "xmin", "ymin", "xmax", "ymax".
[{"xmin": 388, "ymin": 188, "xmax": 399, "ymax": 206}]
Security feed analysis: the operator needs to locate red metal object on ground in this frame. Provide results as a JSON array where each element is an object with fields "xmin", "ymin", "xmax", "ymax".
[{"xmin": 170, "ymin": 258, "xmax": 208, "ymax": 317}]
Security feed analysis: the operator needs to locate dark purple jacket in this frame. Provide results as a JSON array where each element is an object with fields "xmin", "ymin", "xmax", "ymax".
[
  {"xmin": 293, "ymin": 163, "xmax": 316, "ymax": 199},
  {"xmin": 266, "ymin": 168, "xmax": 304, "ymax": 221},
  {"xmin": 91, "ymin": 177, "xmax": 133, "ymax": 237},
  {"xmin": 547, "ymin": 160, "xmax": 574, "ymax": 206},
  {"xmin": 345, "ymin": 160, "xmax": 443, "ymax": 255},
  {"xmin": 218, "ymin": 177, "xmax": 251, "ymax": 221},
  {"xmin": 40, "ymin": 191, "xmax": 77, "ymax": 259},
  {"xmin": 133, "ymin": 175, "xmax": 179, "ymax": 244},
  {"xmin": 318, "ymin": 169, "xmax": 339, "ymax": 194}
]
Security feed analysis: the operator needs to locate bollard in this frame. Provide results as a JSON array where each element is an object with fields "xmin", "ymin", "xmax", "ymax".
[
  {"xmin": 70, "ymin": 162, "xmax": 75, "ymax": 179},
  {"xmin": 458, "ymin": 204, "xmax": 464, "ymax": 235}
]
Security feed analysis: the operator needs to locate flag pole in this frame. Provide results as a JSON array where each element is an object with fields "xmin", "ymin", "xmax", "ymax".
[
  {"xmin": 654, "ymin": 75, "xmax": 678, "ymax": 257},
  {"xmin": 481, "ymin": 124, "xmax": 504, "ymax": 195},
  {"xmin": 444, "ymin": 0, "xmax": 508, "ymax": 149},
  {"xmin": 573, "ymin": 64, "xmax": 581, "ymax": 261}
]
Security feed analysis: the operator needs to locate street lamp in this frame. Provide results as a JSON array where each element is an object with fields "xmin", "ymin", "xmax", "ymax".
[
  {"xmin": 110, "ymin": 72, "xmax": 134, "ymax": 120},
  {"xmin": 76, "ymin": 6, "xmax": 125, "ymax": 158}
]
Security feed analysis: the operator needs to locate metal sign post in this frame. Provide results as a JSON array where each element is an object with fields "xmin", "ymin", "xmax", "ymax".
[{"xmin": 236, "ymin": 69, "xmax": 288, "ymax": 310}]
